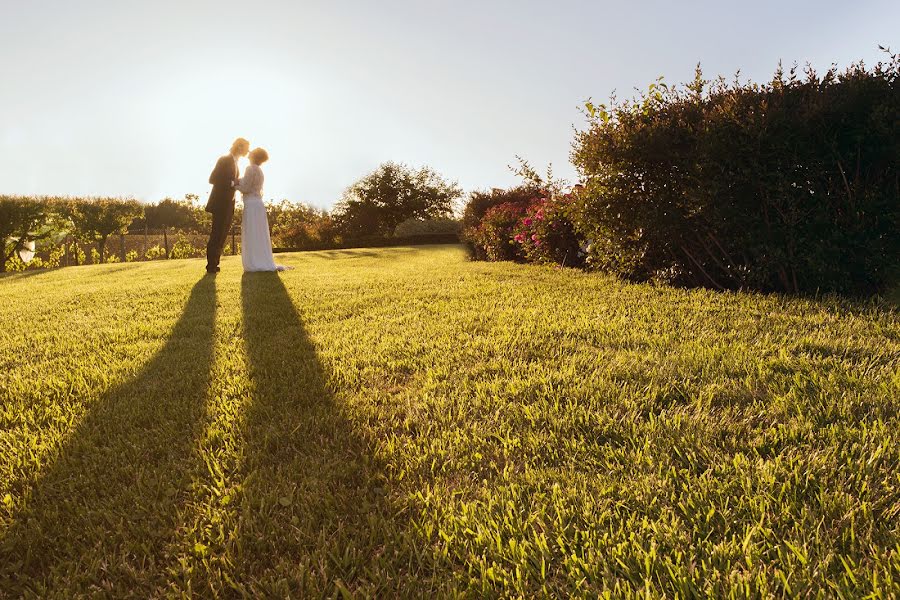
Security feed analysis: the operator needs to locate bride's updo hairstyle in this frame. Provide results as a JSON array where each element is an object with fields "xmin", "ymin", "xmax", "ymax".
[{"xmin": 249, "ymin": 147, "xmax": 269, "ymax": 165}]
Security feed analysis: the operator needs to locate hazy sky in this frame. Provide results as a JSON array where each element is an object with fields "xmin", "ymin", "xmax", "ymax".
[{"xmin": 2, "ymin": 1, "xmax": 896, "ymax": 208}]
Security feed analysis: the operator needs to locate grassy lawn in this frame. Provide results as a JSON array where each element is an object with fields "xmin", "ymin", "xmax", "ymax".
[{"xmin": 1, "ymin": 245, "xmax": 898, "ymax": 597}]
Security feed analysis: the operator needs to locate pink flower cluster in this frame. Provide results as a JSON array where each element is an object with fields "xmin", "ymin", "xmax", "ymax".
[
  {"xmin": 512, "ymin": 197, "xmax": 550, "ymax": 248},
  {"xmin": 468, "ymin": 189, "xmax": 582, "ymax": 266}
]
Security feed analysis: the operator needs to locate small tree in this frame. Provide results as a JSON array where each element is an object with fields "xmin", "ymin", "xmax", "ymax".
[
  {"xmin": 137, "ymin": 198, "xmax": 202, "ymax": 232},
  {"xmin": 68, "ymin": 198, "xmax": 143, "ymax": 264},
  {"xmin": 0, "ymin": 196, "xmax": 65, "ymax": 273},
  {"xmin": 334, "ymin": 162, "xmax": 462, "ymax": 238}
]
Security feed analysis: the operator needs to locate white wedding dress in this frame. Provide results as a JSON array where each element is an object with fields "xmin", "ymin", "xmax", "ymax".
[{"xmin": 237, "ymin": 164, "xmax": 286, "ymax": 272}]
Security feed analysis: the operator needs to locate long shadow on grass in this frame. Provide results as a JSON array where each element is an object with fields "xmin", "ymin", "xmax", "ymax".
[
  {"xmin": 234, "ymin": 273, "xmax": 394, "ymax": 595},
  {"xmin": 0, "ymin": 269, "xmax": 53, "ymax": 282},
  {"xmin": 0, "ymin": 276, "xmax": 216, "ymax": 595},
  {"xmin": 314, "ymin": 247, "xmax": 420, "ymax": 260}
]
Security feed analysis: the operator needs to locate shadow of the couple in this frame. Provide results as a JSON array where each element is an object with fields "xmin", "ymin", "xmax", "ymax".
[
  {"xmin": 0, "ymin": 276, "xmax": 217, "ymax": 595},
  {"xmin": 228, "ymin": 273, "xmax": 392, "ymax": 596},
  {"xmin": 0, "ymin": 273, "xmax": 395, "ymax": 596}
]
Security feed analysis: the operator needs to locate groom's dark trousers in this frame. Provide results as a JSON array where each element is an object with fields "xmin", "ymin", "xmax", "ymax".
[{"xmin": 205, "ymin": 154, "xmax": 239, "ymax": 272}]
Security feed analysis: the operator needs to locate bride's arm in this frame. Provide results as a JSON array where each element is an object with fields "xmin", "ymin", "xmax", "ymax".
[{"xmin": 235, "ymin": 167, "xmax": 255, "ymax": 193}]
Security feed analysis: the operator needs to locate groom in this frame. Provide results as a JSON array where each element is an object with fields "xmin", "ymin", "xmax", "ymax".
[{"xmin": 205, "ymin": 137, "xmax": 250, "ymax": 273}]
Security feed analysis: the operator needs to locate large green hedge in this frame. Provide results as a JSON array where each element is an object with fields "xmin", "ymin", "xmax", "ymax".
[{"xmin": 572, "ymin": 55, "xmax": 899, "ymax": 294}]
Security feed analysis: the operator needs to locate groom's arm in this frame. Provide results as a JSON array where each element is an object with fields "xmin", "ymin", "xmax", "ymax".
[{"xmin": 209, "ymin": 156, "xmax": 231, "ymax": 186}]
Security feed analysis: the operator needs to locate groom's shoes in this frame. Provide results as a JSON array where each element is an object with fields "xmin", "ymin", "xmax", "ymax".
[{"xmin": 205, "ymin": 267, "xmax": 220, "ymax": 274}]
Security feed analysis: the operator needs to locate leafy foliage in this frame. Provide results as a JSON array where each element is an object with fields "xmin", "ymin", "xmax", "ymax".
[
  {"xmin": 572, "ymin": 54, "xmax": 900, "ymax": 294},
  {"xmin": 65, "ymin": 198, "xmax": 144, "ymax": 263},
  {"xmin": 268, "ymin": 200, "xmax": 339, "ymax": 249},
  {"xmin": 462, "ymin": 181, "xmax": 584, "ymax": 266},
  {"xmin": 144, "ymin": 244, "xmax": 168, "ymax": 260},
  {"xmin": 0, "ymin": 196, "xmax": 67, "ymax": 272},
  {"xmin": 461, "ymin": 185, "xmax": 540, "ymax": 235},
  {"xmin": 512, "ymin": 193, "xmax": 584, "ymax": 267},
  {"xmin": 3, "ymin": 242, "xmax": 66, "ymax": 272},
  {"xmin": 334, "ymin": 162, "xmax": 462, "ymax": 239},
  {"xmin": 466, "ymin": 201, "xmax": 531, "ymax": 261},
  {"xmin": 134, "ymin": 197, "xmax": 205, "ymax": 233},
  {"xmin": 169, "ymin": 238, "xmax": 204, "ymax": 260},
  {"xmin": 393, "ymin": 216, "xmax": 461, "ymax": 238}
]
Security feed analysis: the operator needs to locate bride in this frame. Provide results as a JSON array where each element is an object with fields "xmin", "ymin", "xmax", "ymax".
[{"xmin": 236, "ymin": 147, "xmax": 288, "ymax": 272}]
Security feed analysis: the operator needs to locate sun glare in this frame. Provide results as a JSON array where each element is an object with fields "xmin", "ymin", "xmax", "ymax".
[{"xmin": 126, "ymin": 59, "xmax": 319, "ymax": 201}]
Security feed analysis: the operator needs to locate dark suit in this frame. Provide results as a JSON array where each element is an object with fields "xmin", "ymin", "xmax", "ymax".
[{"xmin": 205, "ymin": 154, "xmax": 239, "ymax": 272}]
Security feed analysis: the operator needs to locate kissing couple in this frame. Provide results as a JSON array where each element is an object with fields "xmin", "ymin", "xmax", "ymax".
[{"xmin": 204, "ymin": 137, "xmax": 288, "ymax": 274}]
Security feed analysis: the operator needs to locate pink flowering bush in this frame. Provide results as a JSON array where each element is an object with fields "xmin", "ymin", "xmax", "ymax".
[
  {"xmin": 467, "ymin": 201, "xmax": 530, "ymax": 261},
  {"xmin": 512, "ymin": 194, "xmax": 584, "ymax": 267},
  {"xmin": 463, "ymin": 182, "xmax": 586, "ymax": 266}
]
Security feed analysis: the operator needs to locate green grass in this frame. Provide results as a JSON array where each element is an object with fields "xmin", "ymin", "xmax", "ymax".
[{"xmin": 1, "ymin": 245, "xmax": 898, "ymax": 598}]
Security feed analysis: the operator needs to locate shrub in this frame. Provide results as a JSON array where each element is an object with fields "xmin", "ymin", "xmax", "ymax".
[
  {"xmin": 0, "ymin": 196, "xmax": 67, "ymax": 273},
  {"xmin": 462, "ymin": 181, "xmax": 585, "ymax": 265},
  {"xmin": 42, "ymin": 244, "xmax": 65, "ymax": 269},
  {"xmin": 572, "ymin": 54, "xmax": 900, "ymax": 294},
  {"xmin": 394, "ymin": 217, "xmax": 461, "ymax": 238},
  {"xmin": 462, "ymin": 187, "xmax": 543, "ymax": 261},
  {"xmin": 4, "ymin": 254, "xmax": 26, "ymax": 272},
  {"xmin": 125, "ymin": 250, "xmax": 138, "ymax": 262},
  {"xmin": 170, "ymin": 239, "xmax": 203, "ymax": 260},
  {"xmin": 467, "ymin": 202, "xmax": 530, "ymax": 262},
  {"xmin": 461, "ymin": 186, "xmax": 540, "ymax": 235},
  {"xmin": 304, "ymin": 215, "xmax": 340, "ymax": 249},
  {"xmin": 270, "ymin": 201, "xmax": 339, "ymax": 249},
  {"xmin": 144, "ymin": 245, "xmax": 167, "ymax": 260},
  {"xmin": 512, "ymin": 194, "xmax": 584, "ymax": 267},
  {"xmin": 6, "ymin": 254, "xmax": 45, "ymax": 272},
  {"xmin": 2, "ymin": 238, "xmax": 66, "ymax": 272}
]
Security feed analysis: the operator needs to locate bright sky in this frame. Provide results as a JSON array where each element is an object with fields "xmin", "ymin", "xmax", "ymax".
[{"xmin": 1, "ymin": 0, "xmax": 896, "ymax": 208}]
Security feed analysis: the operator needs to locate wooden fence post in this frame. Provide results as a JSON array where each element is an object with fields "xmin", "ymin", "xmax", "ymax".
[
  {"xmin": 120, "ymin": 233, "xmax": 126, "ymax": 262},
  {"xmin": 232, "ymin": 226, "xmax": 236, "ymax": 255},
  {"xmin": 144, "ymin": 223, "xmax": 149, "ymax": 256},
  {"xmin": 163, "ymin": 227, "xmax": 169, "ymax": 259}
]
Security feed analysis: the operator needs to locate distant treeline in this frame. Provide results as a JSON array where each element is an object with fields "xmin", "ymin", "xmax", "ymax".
[{"xmin": 0, "ymin": 162, "xmax": 464, "ymax": 272}]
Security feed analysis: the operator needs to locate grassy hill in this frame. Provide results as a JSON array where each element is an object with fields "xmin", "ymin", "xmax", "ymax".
[{"xmin": 1, "ymin": 245, "xmax": 898, "ymax": 597}]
